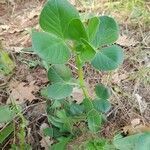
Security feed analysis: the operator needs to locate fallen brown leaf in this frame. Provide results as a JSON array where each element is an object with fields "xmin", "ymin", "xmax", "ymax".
[
  {"xmin": 7, "ymin": 81, "xmax": 39, "ymax": 104},
  {"xmin": 131, "ymin": 118, "xmax": 140, "ymax": 127},
  {"xmin": 40, "ymin": 137, "xmax": 51, "ymax": 150}
]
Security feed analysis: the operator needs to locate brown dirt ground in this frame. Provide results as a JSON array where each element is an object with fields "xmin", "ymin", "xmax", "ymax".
[{"xmin": 0, "ymin": 0, "xmax": 150, "ymax": 149}]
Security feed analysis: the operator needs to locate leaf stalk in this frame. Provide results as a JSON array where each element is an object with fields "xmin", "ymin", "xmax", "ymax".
[{"xmin": 75, "ymin": 54, "xmax": 89, "ymax": 98}]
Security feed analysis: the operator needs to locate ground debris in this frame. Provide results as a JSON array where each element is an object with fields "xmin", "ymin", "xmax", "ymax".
[
  {"xmin": 117, "ymin": 34, "xmax": 139, "ymax": 47},
  {"xmin": 7, "ymin": 81, "xmax": 39, "ymax": 104}
]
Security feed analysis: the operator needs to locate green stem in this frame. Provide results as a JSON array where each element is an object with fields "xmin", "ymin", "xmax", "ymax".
[{"xmin": 75, "ymin": 54, "xmax": 89, "ymax": 98}]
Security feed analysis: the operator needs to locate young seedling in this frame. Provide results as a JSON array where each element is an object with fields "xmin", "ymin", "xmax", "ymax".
[{"xmin": 32, "ymin": 0, "xmax": 124, "ymax": 148}]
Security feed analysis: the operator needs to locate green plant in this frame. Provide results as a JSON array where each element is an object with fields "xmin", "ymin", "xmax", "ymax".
[
  {"xmin": 32, "ymin": 0, "xmax": 124, "ymax": 148},
  {"xmin": 0, "ymin": 104, "xmax": 30, "ymax": 150},
  {"xmin": 74, "ymin": 132, "xmax": 150, "ymax": 150},
  {"xmin": 80, "ymin": 138, "xmax": 115, "ymax": 150},
  {"xmin": 113, "ymin": 132, "xmax": 150, "ymax": 150}
]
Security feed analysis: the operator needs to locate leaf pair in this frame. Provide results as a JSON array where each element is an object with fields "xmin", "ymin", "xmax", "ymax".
[
  {"xmin": 89, "ymin": 16, "xmax": 124, "ymax": 71},
  {"xmin": 93, "ymin": 84, "xmax": 111, "ymax": 113},
  {"xmin": 83, "ymin": 98, "xmax": 101, "ymax": 132},
  {"xmin": 83, "ymin": 84, "xmax": 111, "ymax": 132},
  {"xmin": 47, "ymin": 64, "xmax": 74, "ymax": 100}
]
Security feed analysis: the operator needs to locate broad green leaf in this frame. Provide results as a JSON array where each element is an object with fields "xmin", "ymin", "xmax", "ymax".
[
  {"xmin": 92, "ymin": 16, "xmax": 119, "ymax": 48},
  {"xmin": 40, "ymin": 0, "xmax": 79, "ymax": 38},
  {"xmin": 91, "ymin": 45, "xmax": 124, "ymax": 71},
  {"xmin": 95, "ymin": 84, "xmax": 111, "ymax": 99},
  {"xmin": 68, "ymin": 19, "xmax": 88, "ymax": 41},
  {"xmin": 32, "ymin": 31, "xmax": 70, "ymax": 64},
  {"xmin": 93, "ymin": 99, "xmax": 111, "ymax": 113},
  {"xmin": 48, "ymin": 83, "xmax": 73, "ymax": 100},
  {"xmin": 0, "ymin": 123, "xmax": 14, "ymax": 144},
  {"xmin": 86, "ymin": 17, "xmax": 100, "ymax": 41},
  {"xmin": 70, "ymin": 103, "xmax": 84, "ymax": 115},
  {"xmin": 87, "ymin": 109, "xmax": 102, "ymax": 132},
  {"xmin": 51, "ymin": 137, "xmax": 71, "ymax": 150},
  {"xmin": 113, "ymin": 132, "xmax": 150, "ymax": 150},
  {"xmin": 78, "ymin": 39, "xmax": 96, "ymax": 62},
  {"xmin": 48, "ymin": 64, "xmax": 72, "ymax": 83},
  {"xmin": 0, "ymin": 105, "xmax": 15, "ymax": 123},
  {"xmin": 83, "ymin": 98, "xmax": 94, "ymax": 112}
]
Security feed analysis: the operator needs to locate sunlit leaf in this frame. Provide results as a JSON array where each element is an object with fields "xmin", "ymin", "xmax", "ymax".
[
  {"xmin": 79, "ymin": 39, "xmax": 96, "ymax": 62},
  {"xmin": 48, "ymin": 83, "xmax": 73, "ymax": 100},
  {"xmin": 40, "ymin": 0, "xmax": 79, "ymax": 38},
  {"xmin": 92, "ymin": 16, "xmax": 119, "ymax": 48},
  {"xmin": 86, "ymin": 17, "xmax": 100, "ymax": 42},
  {"xmin": 92, "ymin": 45, "xmax": 124, "ymax": 71},
  {"xmin": 68, "ymin": 19, "xmax": 88, "ymax": 41},
  {"xmin": 32, "ymin": 31, "xmax": 70, "ymax": 64}
]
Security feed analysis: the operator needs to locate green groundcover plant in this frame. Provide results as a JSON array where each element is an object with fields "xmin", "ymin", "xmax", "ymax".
[
  {"xmin": 31, "ymin": 0, "xmax": 124, "ymax": 149},
  {"xmin": 0, "ymin": 0, "xmax": 150, "ymax": 149}
]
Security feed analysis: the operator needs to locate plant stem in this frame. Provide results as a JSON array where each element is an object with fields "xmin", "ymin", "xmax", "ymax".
[{"xmin": 75, "ymin": 54, "xmax": 89, "ymax": 98}]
